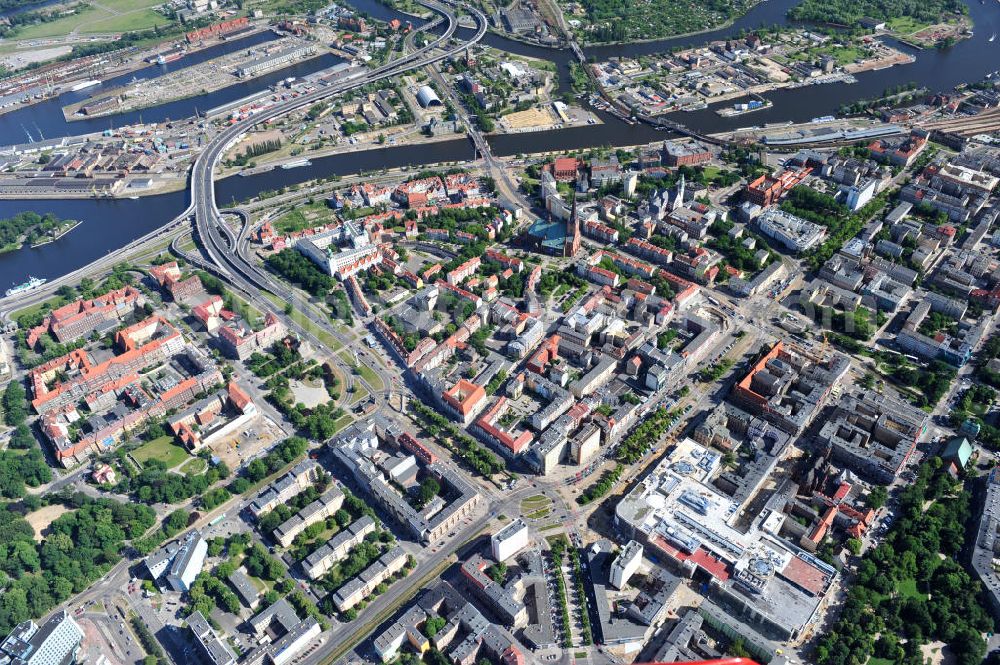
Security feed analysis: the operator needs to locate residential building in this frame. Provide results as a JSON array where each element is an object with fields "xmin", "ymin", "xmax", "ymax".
[
  {"xmin": 754, "ymin": 209, "xmax": 826, "ymax": 253},
  {"xmin": 248, "ymin": 459, "xmax": 322, "ymax": 519},
  {"xmin": 188, "ymin": 611, "xmax": 237, "ymax": 665},
  {"xmin": 663, "ymin": 140, "xmax": 712, "ymax": 167},
  {"xmin": 730, "ymin": 342, "xmax": 850, "ymax": 435},
  {"xmin": 818, "ymin": 389, "xmax": 928, "ymax": 483},
  {"xmin": 25, "ymin": 286, "xmax": 145, "ymax": 349},
  {"xmin": 332, "ymin": 546, "xmax": 407, "ymax": 612},
  {"xmin": 218, "ymin": 312, "xmax": 286, "ymax": 361},
  {"xmin": 273, "ymin": 484, "xmax": 345, "ymax": 547},
  {"xmin": 972, "ymin": 467, "xmax": 1000, "ymax": 617},
  {"xmin": 302, "ymin": 516, "xmax": 377, "ymax": 580}
]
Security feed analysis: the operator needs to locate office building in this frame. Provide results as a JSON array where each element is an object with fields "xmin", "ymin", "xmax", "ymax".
[
  {"xmin": 166, "ymin": 530, "xmax": 208, "ymax": 592},
  {"xmin": 610, "ymin": 540, "xmax": 643, "ymax": 589},
  {"xmin": 491, "ymin": 519, "xmax": 529, "ymax": 562},
  {"xmin": 0, "ymin": 611, "xmax": 83, "ymax": 665}
]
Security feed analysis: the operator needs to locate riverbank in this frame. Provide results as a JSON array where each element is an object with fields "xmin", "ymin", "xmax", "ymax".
[
  {"xmin": 29, "ymin": 218, "xmax": 80, "ymax": 247},
  {"xmin": 0, "ymin": 26, "xmax": 275, "ymax": 121},
  {"xmin": 216, "ymin": 128, "xmax": 468, "ymax": 180},
  {"xmin": 0, "ymin": 173, "xmax": 188, "ymax": 199}
]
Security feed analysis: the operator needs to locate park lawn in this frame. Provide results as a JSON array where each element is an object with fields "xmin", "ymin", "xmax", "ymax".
[
  {"xmin": 273, "ymin": 210, "xmax": 311, "ymax": 235},
  {"xmin": 895, "ymin": 577, "xmax": 923, "ymax": 600},
  {"xmin": 816, "ymin": 44, "xmax": 864, "ymax": 66},
  {"xmin": 12, "ymin": 295, "xmax": 67, "ymax": 323},
  {"xmin": 867, "ymin": 659, "xmax": 894, "ymax": 665},
  {"xmin": 179, "ymin": 457, "xmax": 208, "ymax": 476},
  {"xmin": 331, "ymin": 414, "xmax": 353, "ymax": 434},
  {"xmin": 132, "ymin": 435, "xmax": 189, "ymax": 469},
  {"xmin": 272, "ymin": 201, "xmax": 333, "ymax": 235}
]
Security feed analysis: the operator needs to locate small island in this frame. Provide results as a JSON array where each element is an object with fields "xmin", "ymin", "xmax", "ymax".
[{"xmin": 0, "ymin": 211, "xmax": 81, "ymax": 254}]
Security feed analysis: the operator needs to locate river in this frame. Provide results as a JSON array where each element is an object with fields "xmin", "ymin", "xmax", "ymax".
[{"xmin": 0, "ymin": 0, "xmax": 998, "ymax": 287}]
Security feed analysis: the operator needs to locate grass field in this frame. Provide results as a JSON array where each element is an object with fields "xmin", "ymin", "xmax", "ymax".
[
  {"xmin": 262, "ymin": 291, "xmax": 342, "ymax": 351},
  {"xmin": 895, "ymin": 577, "xmax": 923, "ymax": 600},
  {"xmin": 886, "ymin": 16, "xmax": 932, "ymax": 35},
  {"xmin": 11, "ymin": 295, "xmax": 67, "ymax": 324},
  {"xmin": 331, "ymin": 414, "xmax": 353, "ymax": 434},
  {"xmin": 272, "ymin": 202, "xmax": 333, "ymax": 235},
  {"xmin": 520, "ymin": 494, "xmax": 553, "ymax": 520},
  {"xmin": 339, "ymin": 351, "xmax": 384, "ymax": 392},
  {"xmin": 356, "ymin": 362, "xmax": 383, "ymax": 392},
  {"xmin": 178, "ymin": 457, "xmax": 207, "ymax": 476},
  {"xmin": 132, "ymin": 435, "xmax": 189, "ymax": 469},
  {"xmin": 14, "ymin": 0, "xmax": 171, "ymax": 39},
  {"xmin": 350, "ymin": 385, "xmax": 369, "ymax": 405}
]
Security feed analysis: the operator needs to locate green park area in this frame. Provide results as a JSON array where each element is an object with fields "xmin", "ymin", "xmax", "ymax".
[
  {"xmin": 13, "ymin": 0, "xmax": 171, "ymax": 39},
  {"xmin": 131, "ymin": 435, "xmax": 189, "ymax": 470}
]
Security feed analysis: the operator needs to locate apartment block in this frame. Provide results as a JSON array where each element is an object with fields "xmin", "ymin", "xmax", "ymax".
[
  {"xmin": 188, "ymin": 611, "xmax": 237, "ymax": 665},
  {"xmin": 26, "ymin": 286, "xmax": 144, "ymax": 349},
  {"xmin": 302, "ymin": 516, "xmax": 377, "ymax": 580},
  {"xmin": 274, "ymin": 484, "xmax": 346, "ymax": 547},
  {"xmin": 491, "ymin": 519, "xmax": 529, "ymax": 562},
  {"xmin": 248, "ymin": 459, "xmax": 322, "ymax": 520},
  {"xmin": 818, "ymin": 389, "xmax": 928, "ymax": 483},
  {"xmin": 0, "ymin": 611, "xmax": 83, "ymax": 665},
  {"xmin": 332, "ymin": 546, "xmax": 407, "ymax": 612}
]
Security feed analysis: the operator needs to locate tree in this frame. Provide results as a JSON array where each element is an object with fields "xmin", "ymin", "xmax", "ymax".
[
  {"xmin": 729, "ymin": 638, "xmax": 750, "ymax": 659},
  {"xmin": 866, "ymin": 485, "xmax": 888, "ymax": 510},
  {"xmin": 487, "ymin": 562, "xmax": 507, "ymax": 584},
  {"xmin": 846, "ymin": 538, "xmax": 862, "ymax": 556},
  {"xmin": 417, "ymin": 477, "xmax": 440, "ymax": 507}
]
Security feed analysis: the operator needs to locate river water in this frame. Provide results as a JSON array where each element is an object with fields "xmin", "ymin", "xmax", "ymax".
[{"xmin": 1, "ymin": 0, "xmax": 998, "ymax": 286}]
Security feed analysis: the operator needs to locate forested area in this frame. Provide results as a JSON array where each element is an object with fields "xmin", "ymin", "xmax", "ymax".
[
  {"xmin": 577, "ymin": 0, "xmax": 759, "ymax": 41},
  {"xmin": 816, "ymin": 459, "xmax": 991, "ymax": 665},
  {"xmin": 0, "ymin": 212, "xmax": 73, "ymax": 252},
  {"xmin": 114, "ymin": 457, "xmax": 231, "ymax": 505},
  {"xmin": 0, "ymin": 493, "xmax": 156, "ymax": 633},
  {"xmin": 266, "ymin": 250, "xmax": 334, "ymax": 297},
  {"xmin": 0, "ymin": 381, "xmax": 51, "ymax": 498},
  {"xmin": 789, "ymin": 0, "xmax": 964, "ymax": 26}
]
